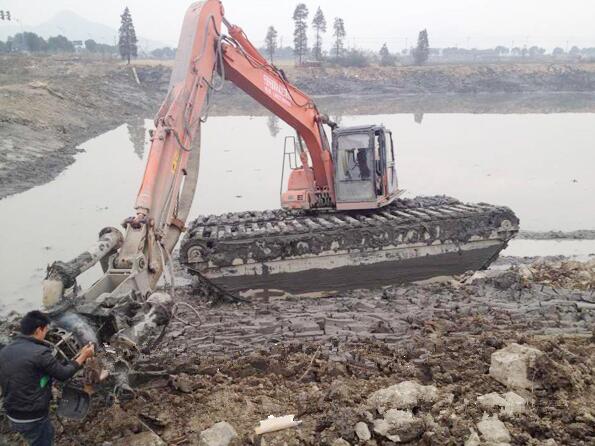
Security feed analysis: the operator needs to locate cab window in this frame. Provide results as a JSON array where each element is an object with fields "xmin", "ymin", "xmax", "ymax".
[{"xmin": 336, "ymin": 133, "xmax": 372, "ymax": 181}]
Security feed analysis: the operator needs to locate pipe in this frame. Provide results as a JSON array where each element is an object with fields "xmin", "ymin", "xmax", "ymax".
[{"xmin": 42, "ymin": 227, "xmax": 123, "ymax": 308}]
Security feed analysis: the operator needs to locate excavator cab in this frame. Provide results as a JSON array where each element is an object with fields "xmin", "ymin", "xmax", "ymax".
[{"xmin": 332, "ymin": 125, "xmax": 399, "ymax": 210}]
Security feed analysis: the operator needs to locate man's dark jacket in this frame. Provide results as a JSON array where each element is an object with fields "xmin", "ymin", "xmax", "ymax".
[{"xmin": 0, "ymin": 335, "xmax": 80, "ymax": 419}]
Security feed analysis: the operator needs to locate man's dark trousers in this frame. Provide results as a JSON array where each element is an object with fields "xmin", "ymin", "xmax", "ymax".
[{"xmin": 9, "ymin": 416, "xmax": 54, "ymax": 446}]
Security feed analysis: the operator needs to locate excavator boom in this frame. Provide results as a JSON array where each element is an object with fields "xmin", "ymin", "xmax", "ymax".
[{"xmin": 41, "ymin": 0, "xmax": 518, "ymax": 362}]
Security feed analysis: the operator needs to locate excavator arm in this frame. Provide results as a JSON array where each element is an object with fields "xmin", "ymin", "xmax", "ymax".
[
  {"xmin": 41, "ymin": 1, "xmax": 518, "ymax": 383},
  {"xmin": 42, "ymin": 0, "xmax": 337, "ymax": 350},
  {"xmin": 221, "ymin": 24, "xmax": 336, "ymax": 207}
]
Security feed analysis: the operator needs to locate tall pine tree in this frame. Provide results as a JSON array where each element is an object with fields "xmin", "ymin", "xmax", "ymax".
[
  {"xmin": 413, "ymin": 29, "xmax": 429, "ymax": 65},
  {"xmin": 379, "ymin": 43, "xmax": 396, "ymax": 66},
  {"xmin": 118, "ymin": 7, "xmax": 138, "ymax": 64},
  {"xmin": 312, "ymin": 7, "xmax": 327, "ymax": 61},
  {"xmin": 293, "ymin": 4, "xmax": 308, "ymax": 65},
  {"xmin": 265, "ymin": 26, "xmax": 278, "ymax": 63},
  {"xmin": 332, "ymin": 17, "xmax": 346, "ymax": 58}
]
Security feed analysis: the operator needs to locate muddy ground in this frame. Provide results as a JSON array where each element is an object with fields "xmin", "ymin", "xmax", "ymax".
[
  {"xmin": 0, "ymin": 55, "xmax": 162, "ymax": 198},
  {"xmin": 1, "ymin": 55, "xmax": 595, "ymax": 200},
  {"xmin": 1, "ymin": 258, "xmax": 593, "ymax": 445}
]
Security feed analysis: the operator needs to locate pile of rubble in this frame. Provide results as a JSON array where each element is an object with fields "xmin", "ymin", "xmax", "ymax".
[
  {"xmin": 1, "ymin": 260, "xmax": 594, "ymax": 445},
  {"xmin": 25, "ymin": 334, "xmax": 587, "ymax": 446},
  {"xmin": 517, "ymin": 258, "xmax": 595, "ymax": 291},
  {"xmin": 342, "ymin": 342, "xmax": 565, "ymax": 446}
]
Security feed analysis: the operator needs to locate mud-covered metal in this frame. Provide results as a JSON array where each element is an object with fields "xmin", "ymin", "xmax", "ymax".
[
  {"xmin": 180, "ymin": 196, "xmax": 519, "ymax": 294},
  {"xmin": 42, "ymin": 227, "xmax": 124, "ymax": 307}
]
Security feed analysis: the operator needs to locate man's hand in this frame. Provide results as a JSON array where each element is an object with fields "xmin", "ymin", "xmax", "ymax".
[{"xmin": 74, "ymin": 343, "xmax": 95, "ymax": 366}]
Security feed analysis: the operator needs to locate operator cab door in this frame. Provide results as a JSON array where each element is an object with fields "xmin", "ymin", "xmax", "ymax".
[
  {"xmin": 333, "ymin": 126, "xmax": 392, "ymax": 210},
  {"xmin": 384, "ymin": 130, "xmax": 398, "ymax": 195}
]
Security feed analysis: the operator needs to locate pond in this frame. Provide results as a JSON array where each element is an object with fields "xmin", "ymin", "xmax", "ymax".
[{"xmin": 1, "ymin": 113, "xmax": 593, "ymax": 314}]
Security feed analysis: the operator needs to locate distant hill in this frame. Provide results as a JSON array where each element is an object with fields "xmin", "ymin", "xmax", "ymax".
[{"xmin": 0, "ymin": 10, "xmax": 169, "ymax": 51}]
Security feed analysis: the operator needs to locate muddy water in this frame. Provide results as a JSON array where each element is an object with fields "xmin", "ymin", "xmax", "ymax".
[{"xmin": 1, "ymin": 113, "xmax": 594, "ymax": 314}]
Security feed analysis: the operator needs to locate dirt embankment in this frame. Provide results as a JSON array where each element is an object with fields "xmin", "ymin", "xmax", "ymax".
[
  {"xmin": 0, "ymin": 55, "xmax": 164, "ymax": 199},
  {"xmin": 287, "ymin": 63, "xmax": 595, "ymax": 95},
  {"xmin": 2, "ymin": 55, "xmax": 595, "ymax": 200},
  {"xmin": 142, "ymin": 61, "xmax": 595, "ymax": 115}
]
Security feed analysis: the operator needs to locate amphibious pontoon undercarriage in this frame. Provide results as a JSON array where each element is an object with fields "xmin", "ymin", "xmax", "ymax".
[{"xmin": 180, "ymin": 196, "xmax": 519, "ymax": 296}]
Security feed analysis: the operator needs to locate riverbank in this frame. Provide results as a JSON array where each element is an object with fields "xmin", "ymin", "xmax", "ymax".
[{"xmin": 1, "ymin": 55, "xmax": 595, "ymax": 200}]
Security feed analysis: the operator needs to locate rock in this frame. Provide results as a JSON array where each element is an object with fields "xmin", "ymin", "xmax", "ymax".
[
  {"xmin": 170, "ymin": 373, "xmax": 194, "ymax": 393},
  {"xmin": 477, "ymin": 392, "xmax": 507, "ymax": 409},
  {"xmin": 502, "ymin": 391, "xmax": 526, "ymax": 415},
  {"xmin": 373, "ymin": 409, "xmax": 424, "ymax": 443},
  {"xmin": 367, "ymin": 380, "xmax": 438, "ymax": 413},
  {"xmin": 169, "ymin": 329, "xmax": 184, "ymax": 339},
  {"xmin": 464, "ymin": 429, "xmax": 481, "ymax": 446},
  {"xmin": 354, "ymin": 421, "xmax": 371, "ymax": 441},
  {"xmin": 113, "ymin": 431, "xmax": 165, "ymax": 446},
  {"xmin": 489, "ymin": 343, "xmax": 543, "ymax": 390},
  {"xmin": 477, "ymin": 391, "xmax": 526, "ymax": 415},
  {"xmin": 476, "ymin": 413, "xmax": 511, "ymax": 444},
  {"xmin": 331, "ymin": 439, "xmax": 351, "ymax": 446},
  {"xmin": 199, "ymin": 421, "xmax": 238, "ymax": 446},
  {"xmin": 542, "ymin": 439, "xmax": 557, "ymax": 445},
  {"xmin": 327, "ymin": 379, "xmax": 351, "ymax": 403},
  {"xmin": 373, "ymin": 418, "xmax": 400, "ymax": 442}
]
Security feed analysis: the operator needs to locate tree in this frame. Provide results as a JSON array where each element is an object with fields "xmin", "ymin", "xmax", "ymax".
[
  {"xmin": 332, "ymin": 17, "xmax": 346, "ymax": 58},
  {"xmin": 118, "ymin": 6, "xmax": 138, "ymax": 64},
  {"xmin": 511, "ymin": 47, "xmax": 521, "ymax": 56},
  {"xmin": 569, "ymin": 46, "xmax": 580, "ymax": 56},
  {"xmin": 335, "ymin": 48, "xmax": 370, "ymax": 67},
  {"xmin": 413, "ymin": 29, "xmax": 429, "ymax": 65},
  {"xmin": 47, "ymin": 35, "xmax": 74, "ymax": 53},
  {"xmin": 528, "ymin": 46, "xmax": 545, "ymax": 58},
  {"xmin": 311, "ymin": 7, "xmax": 326, "ymax": 61},
  {"xmin": 293, "ymin": 3, "xmax": 308, "ymax": 65},
  {"xmin": 12, "ymin": 32, "xmax": 47, "ymax": 52},
  {"xmin": 264, "ymin": 26, "xmax": 278, "ymax": 63},
  {"xmin": 379, "ymin": 43, "xmax": 396, "ymax": 66},
  {"xmin": 95, "ymin": 43, "xmax": 117, "ymax": 56},
  {"xmin": 85, "ymin": 39, "xmax": 98, "ymax": 52},
  {"xmin": 552, "ymin": 47, "xmax": 565, "ymax": 57},
  {"xmin": 151, "ymin": 47, "xmax": 175, "ymax": 59},
  {"xmin": 495, "ymin": 45, "xmax": 509, "ymax": 56}
]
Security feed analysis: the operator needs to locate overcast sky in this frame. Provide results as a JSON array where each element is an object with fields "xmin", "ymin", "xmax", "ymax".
[{"xmin": 1, "ymin": 0, "xmax": 593, "ymax": 51}]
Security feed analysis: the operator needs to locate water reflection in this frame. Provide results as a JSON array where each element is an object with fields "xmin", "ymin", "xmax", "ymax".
[
  {"xmin": 331, "ymin": 114, "xmax": 343, "ymax": 127},
  {"xmin": 126, "ymin": 117, "xmax": 146, "ymax": 159},
  {"xmin": 267, "ymin": 115, "xmax": 280, "ymax": 137},
  {"xmin": 1, "ymin": 113, "xmax": 594, "ymax": 315}
]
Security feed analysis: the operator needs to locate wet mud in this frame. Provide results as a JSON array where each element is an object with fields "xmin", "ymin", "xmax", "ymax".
[
  {"xmin": 518, "ymin": 230, "xmax": 595, "ymax": 240},
  {"xmin": 1, "ymin": 260, "xmax": 593, "ymax": 445},
  {"xmin": 0, "ymin": 56, "xmax": 161, "ymax": 199}
]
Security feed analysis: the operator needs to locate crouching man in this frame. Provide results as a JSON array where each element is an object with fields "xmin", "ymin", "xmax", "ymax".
[{"xmin": 0, "ymin": 310, "xmax": 95, "ymax": 446}]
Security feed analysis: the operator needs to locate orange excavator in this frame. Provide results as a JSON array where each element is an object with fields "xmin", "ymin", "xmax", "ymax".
[{"xmin": 42, "ymin": 0, "xmax": 518, "ymax": 355}]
